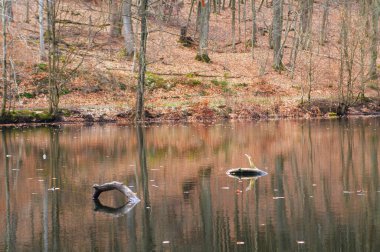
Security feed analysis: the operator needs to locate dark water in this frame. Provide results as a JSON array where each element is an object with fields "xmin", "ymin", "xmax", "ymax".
[{"xmin": 0, "ymin": 118, "xmax": 379, "ymax": 251}]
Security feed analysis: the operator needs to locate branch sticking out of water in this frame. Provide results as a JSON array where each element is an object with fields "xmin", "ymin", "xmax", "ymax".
[
  {"xmin": 92, "ymin": 181, "xmax": 139, "ymax": 203},
  {"xmin": 245, "ymin": 154, "xmax": 256, "ymax": 169}
]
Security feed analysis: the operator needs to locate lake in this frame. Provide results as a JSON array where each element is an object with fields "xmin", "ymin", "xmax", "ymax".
[{"xmin": 0, "ymin": 118, "xmax": 379, "ymax": 251}]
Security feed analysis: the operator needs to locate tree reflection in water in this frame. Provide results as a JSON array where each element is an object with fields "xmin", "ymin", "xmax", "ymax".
[{"xmin": 0, "ymin": 118, "xmax": 379, "ymax": 251}]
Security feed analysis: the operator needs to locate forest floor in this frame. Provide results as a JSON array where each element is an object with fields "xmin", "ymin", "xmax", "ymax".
[{"xmin": 1, "ymin": 0, "xmax": 380, "ymax": 124}]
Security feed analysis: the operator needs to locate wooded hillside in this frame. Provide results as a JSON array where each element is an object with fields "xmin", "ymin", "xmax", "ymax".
[{"xmin": 0, "ymin": 0, "xmax": 379, "ymax": 123}]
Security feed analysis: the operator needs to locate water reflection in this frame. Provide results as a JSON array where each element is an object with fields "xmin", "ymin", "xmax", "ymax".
[{"xmin": 0, "ymin": 118, "xmax": 379, "ymax": 251}]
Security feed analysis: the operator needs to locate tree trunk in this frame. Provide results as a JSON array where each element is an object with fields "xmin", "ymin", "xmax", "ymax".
[
  {"xmin": 300, "ymin": 0, "xmax": 313, "ymax": 48},
  {"xmin": 25, "ymin": 0, "xmax": 30, "ymax": 23},
  {"xmin": 4, "ymin": 0, "xmax": 12, "ymax": 22},
  {"xmin": 39, "ymin": 0, "xmax": 46, "ymax": 60},
  {"xmin": 319, "ymin": 0, "xmax": 329, "ymax": 45},
  {"xmin": 196, "ymin": 0, "xmax": 211, "ymax": 62},
  {"xmin": 187, "ymin": 0, "xmax": 196, "ymax": 28},
  {"xmin": 122, "ymin": 0, "xmax": 134, "ymax": 59},
  {"xmin": 369, "ymin": 0, "xmax": 379, "ymax": 80},
  {"xmin": 272, "ymin": 0, "xmax": 283, "ymax": 70},
  {"xmin": 196, "ymin": 1, "xmax": 202, "ymax": 33},
  {"xmin": 251, "ymin": 0, "xmax": 256, "ymax": 59},
  {"xmin": 110, "ymin": 0, "xmax": 122, "ymax": 37},
  {"xmin": 1, "ymin": 0, "xmax": 7, "ymax": 116},
  {"xmin": 238, "ymin": 0, "xmax": 241, "ymax": 42},
  {"xmin": 135, "ymin": 0, "xmax": 149, "ymax": 122},
  {"xmin": 231, "ymin": 0, "xmax": 236, "ymax": 51},
  {"xmin": 47, "ymin": 0, "xmax": 59, "ymax": 116}
]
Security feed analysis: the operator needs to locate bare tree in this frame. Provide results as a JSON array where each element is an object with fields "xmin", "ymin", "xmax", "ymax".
[
  {"xmin": 25, "ymin": 0, "xmax": 30, "ymax": 23},
  {"xmin": 272, "ymin": 0, "xmax": 283, "ymax": 70},
  {"xmin": 369, "ymin": 0, "xmax": 379, "ymax": 80},
  {"xmin": 123, "ymin": 0, "xmax": 134, "ymax": 59},
  {"xmin": 4, "ymin": 0, "xmax": 12, "ymax": 22},
  {"xmin": 300, "ymin": 0, "xmax": 313, "ymax": 48},
  {"xmin": 136, "ymin": 0, "xmax": 149, "ymax": 121},
  {"xmin": 196, "ymin": 0, "xmax": 211, "ymax": 62},
  {"xmin": 110, "ymin": 0, "xmax": 122, "ymax": 37},
  {"xmin": 47, "ymin": 0, "xmax": 60, "ymax": 115},
  {"xmin": 1, "ymin": 0, "xmax": 8, "ymax": 116},
  {"xmin": 39, "ymin": 0, "xmax": 46, "ymax": 60},
  {"xmin": 320, "ymin": 0, "xmax": 329, "ymax": 45},
  {"xmin": 231, "ymin": 0, "xmax": 236, "ymax": 51}
]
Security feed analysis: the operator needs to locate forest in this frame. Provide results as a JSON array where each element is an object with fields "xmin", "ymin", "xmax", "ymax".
[{"xmin": 0, "ymin": 0, "xmax": 379, "ymax": 123}]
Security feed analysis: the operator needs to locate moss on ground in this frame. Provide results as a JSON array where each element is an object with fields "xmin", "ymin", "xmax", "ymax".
[{"xmin": 0, "ymin": 110, "xmax": 56, "ymax": 124}]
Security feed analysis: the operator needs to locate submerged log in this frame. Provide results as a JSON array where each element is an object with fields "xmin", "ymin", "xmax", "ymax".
[
  {"xmin": 92, "ymin": 181, "xmax": 140, "ymax": 203},
  {"xmin": 226, "ymin": 168, "xmax": 268, "ymax": 179}
]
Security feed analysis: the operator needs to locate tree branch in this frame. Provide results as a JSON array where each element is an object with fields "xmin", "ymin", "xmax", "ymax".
[{"xmin": 92, "ymin": 181, "xmax": 140, "ymax": 203}]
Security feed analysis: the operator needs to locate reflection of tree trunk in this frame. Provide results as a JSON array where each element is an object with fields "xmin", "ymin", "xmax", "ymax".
[
  {"xmin": 274, "ymin": 155, "xmax": 290, "ymax": 250},
  {"xmin": 49, "ymin": 128, "xmax": 61, "ymax": 251},
  {"xmin": 199, "ymin": 167, "xmax": 214, "ymax": 251},
  {"xmin": 43, "ymin": 181, "xmax": 49, "ymax": 252},
  {"xmin": 136, "ymin": 126, "xmax": 155, "ymax": 251},
  {"xmin": 370, "ymin": 131, "xmax": 378, "ymax": 190},
  {"xmin": 3, "ymin": 130, "xmax": 14, "ymax": 251}
]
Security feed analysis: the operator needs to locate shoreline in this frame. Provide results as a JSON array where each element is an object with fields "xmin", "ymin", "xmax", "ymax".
[{"xmin": 1, "ymin": 99, "xmax": 379, "ymax": 126}]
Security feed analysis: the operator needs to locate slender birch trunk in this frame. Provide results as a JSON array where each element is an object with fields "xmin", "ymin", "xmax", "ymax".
[
  {"xmin": 1, "ymin": 0, "xmax": 7, "ymax": 116},
  {"xmin": 231, "ymin": 0, "xmax": 236, "ymax": 51},
  {"xmin": 39, "ymin": 0, "xmax": 46, "ymax": 60},
  {"xmin": 123, "ymin": 0, "xmax": 134, "ymax": 59},
  {"xmin": 251, "ymin": 0, "xmax": 256, "ymax": 59},
  {"xmin": 135, "ymin": 0, "xmax": 149, "ymax": 122}
]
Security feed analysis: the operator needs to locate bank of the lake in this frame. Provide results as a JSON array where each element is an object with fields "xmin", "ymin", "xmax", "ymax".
[{"xmin": 0, "ymin": 97, "xmax": 379, "ymax": 125}]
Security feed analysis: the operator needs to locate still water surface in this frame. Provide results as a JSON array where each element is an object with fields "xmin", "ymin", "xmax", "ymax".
[{"xmin": 0, "ymin": 118, "xmax": 379, "ymax": 251}]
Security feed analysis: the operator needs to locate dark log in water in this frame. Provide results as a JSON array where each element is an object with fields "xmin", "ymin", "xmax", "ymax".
[
  {"xmin": 92, "ymin": 181, "xmax": 140, "ymax": 203},
  {"xmin": 226, "ymin": 168, "xmax": 268, "ymax": 179}
]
